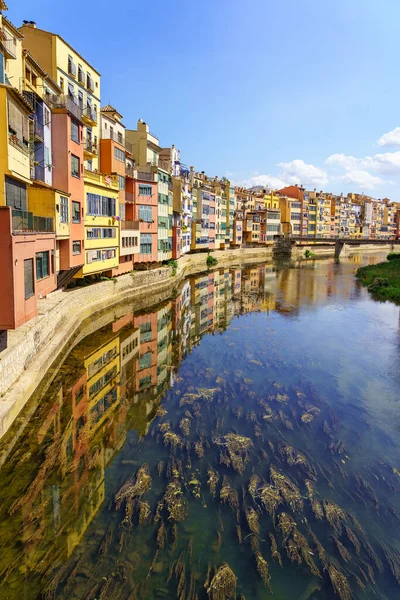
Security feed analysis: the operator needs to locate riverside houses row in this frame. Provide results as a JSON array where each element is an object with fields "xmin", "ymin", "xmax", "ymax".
[{"xmin": 0, "ymin": 4, "xmax": 399, "ymax": 331}]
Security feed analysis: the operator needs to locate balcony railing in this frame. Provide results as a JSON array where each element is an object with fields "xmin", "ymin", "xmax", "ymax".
[
  {"xmin": 8, "ymin": 133, "xmax": 29, "ymax": 155},
  {"xmin": 0, "ymin": 29, "xmax": 17, "ymax": 59},
  {"xmin": 83, "ymin": 106, "xmax": 97, "ymax": 123},
  {"xmin": 121, "ymin": 220, "xmax": 140, "ymax": 230},
  {"xmin": 12, "ymin": 209, "xmax": 54, "ymax": 233},
  {"xmin": 137, "ymin": 170, "xmax": 154, "ymax": 182},
  {"xmin": 33, "ymin": 164, "xmax": 45, "ymax": 182},
  {"xmin": 34, "ymin": 119, "xmax": 44, "ymax": 140},
  {"xmin": 46, "ymin": 94, "xmax": 83, "ymax": 122},
  {"xmin": 84, "ymin": 138, "xmax": 98, "ymax": 155}
]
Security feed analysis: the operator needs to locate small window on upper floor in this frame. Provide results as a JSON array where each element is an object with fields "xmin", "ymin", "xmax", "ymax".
[
  {"xmin": 31, "ymin": 72, "xmax": 37, "ymax": 87},
  {"xmin": 59, "ymin": 76, "xmax": 64, "ymax": 91}
]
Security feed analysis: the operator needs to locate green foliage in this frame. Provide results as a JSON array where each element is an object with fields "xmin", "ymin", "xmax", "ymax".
[
  {"xmin": 206, "ymin": 253, "xmax": 218, "ymax": 268},
  {"xmin": 387, "ymin": 252, "xmax": 400, "ymax": 261},
  {"xmin": 129, "ymin": 270, "xmax": 135, "ymax": 276},
  {"xmin": 304, "ymin": 249, "xmax": 316, "ymax": 259},
  {"xmin": 357, "ymin": 260, "xmax": 400, "ymax": 303},
  {"xmin": 167, "ymin": 259, "xmax": 178, "ymax": 276}
]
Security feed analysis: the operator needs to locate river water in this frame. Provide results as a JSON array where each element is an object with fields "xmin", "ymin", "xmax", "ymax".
[{"xmin": 1, "ymin": 253, "xmax": 400, "ymax": 600}]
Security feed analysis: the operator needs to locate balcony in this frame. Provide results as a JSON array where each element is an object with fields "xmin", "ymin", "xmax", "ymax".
[
  {"xmin": 46, "ymin": 94, "xmax": 83, "ymax": 123},
  {"xmin": 33, "ymin": 119, "xmax": 44, "ymax": 141},
  {"xmin": 84, "ymin": 169, "xmax": 119, "ymax": 190},
  {"xmin": 121, "ymin": 220, "xmax": 140, "ymax": 230},
  {"xmin": 84, "ymin": 138, "xmax": 98, "ymax": 157},
  {"xmin": 8, "ymin": 133, "xmax": 29, "ymax": 155},
  {"xmin": 0, "ymin": 29, "xmax": 17, "ymax": 59},
  {"xmin": 12, "ymin": 209, "xmax": 54, "ymax": 233},
  {"xmin": 82, "ymin": 106, "xmax": 97, "ymax": 125},
  {"xmin": 125, "ymin": 191, "xmax": 134, "ymax": 203},
  {"xmin": 137, "ymin": 170, "xmax": 154, "ymax": 182},
  {"xmin": 125, "ymin": 164, "xmax": 134, "ymax": 178}
]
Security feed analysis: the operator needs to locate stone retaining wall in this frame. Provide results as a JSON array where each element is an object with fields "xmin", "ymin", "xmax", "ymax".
[{"xmin": 0, "ymin": 246, "xmax": 273, "ymax": 439}]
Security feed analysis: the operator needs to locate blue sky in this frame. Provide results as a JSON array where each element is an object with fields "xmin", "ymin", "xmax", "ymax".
[{"xmin": 8, "ymin": 0, "xmax": 400, "ymax": 198}]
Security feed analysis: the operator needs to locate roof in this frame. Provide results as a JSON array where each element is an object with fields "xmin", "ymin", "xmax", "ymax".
[
  {"xmin": 23, "ymin": 49, "xmax": 62, "ymax": 94},
  {"xmin": 3, "ymin": 15, "xmax": 24, "ymax": 39},
  {"xmin": 0, "ymin": 2, "xmax": 9, "ymax": 10},
  {"xmin": 0, "ymin": 84, "xmax": 34, "ymax": 113},
  {"xmin": 101, "ymin": 104, "xmax": 124, "ymax": 121},
  {"xmin": 19, "ymin": 25, "xmax": 101, "ymax": 76}
]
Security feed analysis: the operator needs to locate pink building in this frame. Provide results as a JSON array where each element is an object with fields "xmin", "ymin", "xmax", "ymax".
[
  {"xmin": 0, "ymin": 206, "xmax": 56, "ymax": 330},
  {"xmin": 126, "ymin": 171, "xmax": 158, "ymax": 265}
]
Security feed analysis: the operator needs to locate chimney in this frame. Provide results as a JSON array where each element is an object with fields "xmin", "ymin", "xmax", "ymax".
[{"xmin": 28, "ymin": 20, "xmax": 37, "ymax": 28}]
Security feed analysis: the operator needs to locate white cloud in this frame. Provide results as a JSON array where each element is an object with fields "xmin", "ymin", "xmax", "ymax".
[
  {"xmin": 378, "ymin": 127, "xmax": 400, "ymax": 147},
  {"xmin": 277, "ymin": 159, "xmax": 329, "ymax": 188},
  {"xmin": 339, "ymin": 169, "xmax": 392, "ymax": 190},
  {"xmin": 237, "ymin": 159, "xmax": 328, "ymax": 190},
  {"xmin": 237, "ymin": 174, "xmax": 288, "ymax": 189},
  {"xmin": 326, "ymin": 151, "xmax": 400, "ymax": 175}
]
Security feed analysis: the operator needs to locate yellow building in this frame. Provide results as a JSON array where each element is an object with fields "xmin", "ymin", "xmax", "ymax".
[
  {"xmin": 20, "ymin": 22, "xmax": 101, "ymax": 175},
  {"xmin": 19, "ymin": 22, "xmax": 120, "ymax": 276},
  {"xmin": 82, "ymin": 170, "xmax": 120, "ymax": 275}
]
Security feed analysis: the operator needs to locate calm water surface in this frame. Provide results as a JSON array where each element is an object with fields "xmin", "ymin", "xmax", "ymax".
[{"xmin": 1, "ymin": 253, "xmax": 400, "ymax": 600}]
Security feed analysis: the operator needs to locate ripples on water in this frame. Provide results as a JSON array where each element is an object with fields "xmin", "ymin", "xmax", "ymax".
[{"xmin": 1, "ymin": 254, "xmax": 400, "ymax": 600}]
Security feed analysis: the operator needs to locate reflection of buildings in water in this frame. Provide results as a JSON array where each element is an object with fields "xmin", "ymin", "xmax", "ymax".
[{"xmin": 1, "ymin": 260, "xmax": 361, "ymax": 597}]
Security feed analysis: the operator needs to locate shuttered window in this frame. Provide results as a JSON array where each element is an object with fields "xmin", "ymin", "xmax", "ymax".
[
  {"xmin": 5, "ymin": 176, "xmax": 27, "ymax": 210},
  {"xmin": 8, "ymin": 96, "xmax": 29, "ymax": 143},
  {"xmin": 36, "ymin": 251, "xmax": 49, "ymax": 280},
  {"xmin": 24, "ymin": 259, "xmax": 34, "ymax": 299}
]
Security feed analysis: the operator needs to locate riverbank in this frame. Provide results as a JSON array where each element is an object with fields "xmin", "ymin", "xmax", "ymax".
[
  {"xmin": 0, "ymin": 243, "xmax": 394, "ymax": 440},
  {"xmin": 357, "ymin": 258, "xmax": 400, "ymax": 303},
  {"xmin": 0, "ymin": 246, "xmax": 274, "ymax": 439}
]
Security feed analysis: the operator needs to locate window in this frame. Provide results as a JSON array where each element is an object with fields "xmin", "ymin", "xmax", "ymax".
[
  {"xmin": 70, "ymin": 120, "xmax": 79, "ymax": 143},
  {"xmin": 78, "ymin": 90, "xmax": 83, "ymax": 109},
  {"xmin": 158, "ymin": 193, "xmax": 168, "ymax": 205},
  {"xmin": 36, "ymin": 251, "xmax": 49, "ymax": 280},
  {"xmin": 68, "ymin": 55, "xmax": 76, "ymax": 77},
  {"xmin": 140, "ymin": 233, "xmax": 152, "ymax": 254},
  {"xmin": 59, "ymin": 76, "xmax": 64, "ymax": 91},
  {"xmin": 71, "ymin": 155, "xmax": 80, "ymax": 178},
  {"xmin": 60, "ymin": 197, "xmax": 69, "ymax": 223},
  {"xmin": 72, "ymin": 241, "xmax": 82, "ymax": 255},
  {"xmin": 86, "ymin": 193, "xmax": 116, "ymax": 216},
  {"xmin": 139, "ymin": 375, "xmax": 152, "ymax": 390},
  {"xmin": 117, "ymin": 132, "xmax": 123, "ymax": 144},
  {"xmin": 24, "ymin": 259, "xmax": 34, "ymax": 300},
  {"xmin": 139, "ymin": 351, "xmax": 152, "ymax": 370},
  {"xmin": 139, "ymin": 205, "xmax": 152, "ymax": 222},
  {"xmin": 139, "ymin": 184, "xmax": 152, "ymax": 196},
  {"xmin": 86, "ymin": 159, "xmax": 93, "ymax": 172},
  {"xmin": 114, "ymin": 147, "xmax": 125, "ymax": 162},
  {"xmin": 118, "ymin": 175, "xmax": 125, "ymax": 190},
  {"xmin": 67, "ymin": 81, "xmax": 75, "ymax": 98},
  {"xmin": 72, "ymin": 201, "xmax": 81, "ymax": 223},
  {"xmin": 78, "ymin": 64, "xmax": 84, "ymax": 84},
  {"xmin": 5, "ymin": 176, "xmax": 27, "ymax": 210},
  {"xmin": 158, "ymin": 216, "xmax": 168, "ymax": 228},
  {"xmin": 86, "ymin": 249, "xmax": 102, "ymax": 263}
]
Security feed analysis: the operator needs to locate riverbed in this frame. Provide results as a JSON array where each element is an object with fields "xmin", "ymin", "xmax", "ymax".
[{"xmin": 1, "ymin": 252, "xmax": 399, "ymax": 600}]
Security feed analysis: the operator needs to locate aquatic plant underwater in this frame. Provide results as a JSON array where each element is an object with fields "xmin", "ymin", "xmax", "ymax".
[{"xmin": 38, "ymin": 326, "xmax": 400, "ymax": 600}]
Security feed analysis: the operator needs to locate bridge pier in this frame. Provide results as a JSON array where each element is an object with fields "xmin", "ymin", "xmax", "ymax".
[{"xmin": 334, "ymin": 240, "xmax": 346, "ymax": 259}]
